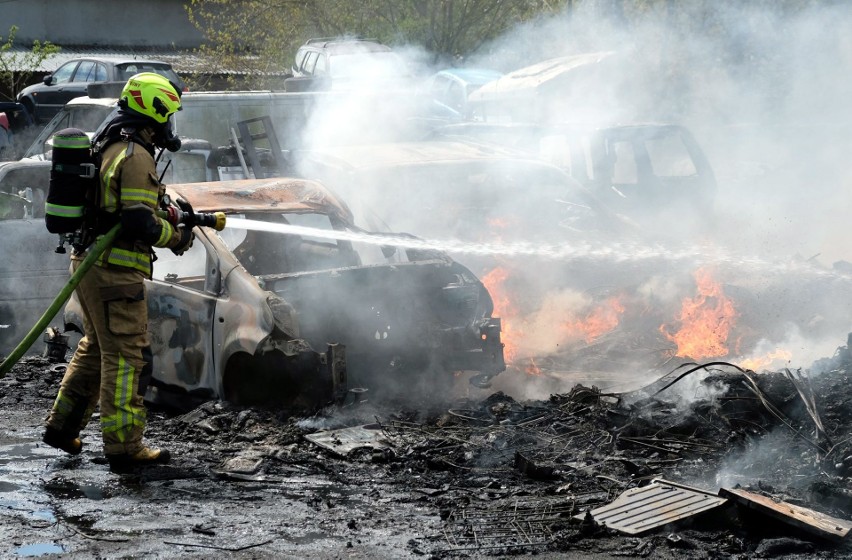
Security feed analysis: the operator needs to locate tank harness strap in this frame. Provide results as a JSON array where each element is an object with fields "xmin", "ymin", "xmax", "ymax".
[{"xmin": 53, "ymin": 163, "xmax": 97, "ymax": 179}]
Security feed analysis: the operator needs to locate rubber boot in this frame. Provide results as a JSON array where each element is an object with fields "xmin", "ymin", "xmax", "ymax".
[
  {"xmin": 42, "ymin": 426, "xmax": 83, "ymax": 455},
  {"xmin": 106, "ymin": 447, "xmax": 171, "ymax": 474}
]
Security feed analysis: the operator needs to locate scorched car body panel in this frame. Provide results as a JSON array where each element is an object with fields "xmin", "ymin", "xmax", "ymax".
[{"xmin": 263, "ymin": 256, "xmax": 505, "ymax": 385}]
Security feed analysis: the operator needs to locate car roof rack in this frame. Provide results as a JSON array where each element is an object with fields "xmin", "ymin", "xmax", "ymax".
[{"xmin": 305, "ymin": 37, "xmax": 380, "ymax": 46}]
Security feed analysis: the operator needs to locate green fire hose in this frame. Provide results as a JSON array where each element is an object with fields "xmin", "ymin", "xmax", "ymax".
[
  {"xmin": 0, "ymin": 224, "xmax": 121, "ymax": 379},
  {"xmin": 0, "ymin": 204, "xmax": 225, "ymax": 379}
]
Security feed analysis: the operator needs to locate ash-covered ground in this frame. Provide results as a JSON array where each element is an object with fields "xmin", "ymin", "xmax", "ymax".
[{"xmin": 2, "ymin": 349, "xmax": 852, "ymax": 559}]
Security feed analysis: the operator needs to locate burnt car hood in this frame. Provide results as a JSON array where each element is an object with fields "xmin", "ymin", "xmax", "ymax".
[{"xmin": 258, "ymin": 256, "xmax": 503, "ymax": 384}]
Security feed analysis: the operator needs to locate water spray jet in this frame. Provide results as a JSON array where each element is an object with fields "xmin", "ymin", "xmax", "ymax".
[{"xmin": 226, "ymin": 218, "xmax": 852, "ymax": 281}]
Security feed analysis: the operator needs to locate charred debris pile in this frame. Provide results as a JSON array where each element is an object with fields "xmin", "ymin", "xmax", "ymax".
[
  {"xmin": 147, "ymin": 354, "xmax": 852, "ymax": 557},
  {"xmin": 7, "ymin": 349, "xmax": 852, "ymax": 557}
]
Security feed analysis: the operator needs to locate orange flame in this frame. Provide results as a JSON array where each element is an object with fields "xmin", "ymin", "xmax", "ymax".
[
  {"xmin": 487, "ymin": 216, "xmax": 511, "ymax": 229},
  {"xmin": 661, "ymin": 267, "xmax": 737, "ymax": 359},
  {"xmin": 525, "ymin": 357, "xmax": 542, "ymax": 376},
  {"xmin": 563, "ymin": 296, "xmax": 625, "ymax": 343},
  {"xmin": 739, "ymin": 348, "xmax": 793, "ymax": 371},
  {"xmin": 481, "ymin": 266, "xmax": 521, "ymax": 363},
  {"xmin": 482, "ymin": 265, "xmax": 628, "ymax": 368}
]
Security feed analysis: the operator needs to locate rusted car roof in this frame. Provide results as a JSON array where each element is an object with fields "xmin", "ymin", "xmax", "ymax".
[
  {"xmin": 469, "ymin": 51, "xmax": 617, "ymax": 102},
  {"xmin": 167, "ymin": 177, "xmax": 353, "ymax": 220}
]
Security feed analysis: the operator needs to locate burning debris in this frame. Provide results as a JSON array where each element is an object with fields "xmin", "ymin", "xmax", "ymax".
[
  {"xmin": 660, "ymin": 267, "xmax": 738, "ymax": 360},
  {"xmin": 284, "ymin": 355, "xmax": 852, "ymax": 555},
  {"xmin": 477, "ymin": 258, "xmax": 841, "ymax": 398}
]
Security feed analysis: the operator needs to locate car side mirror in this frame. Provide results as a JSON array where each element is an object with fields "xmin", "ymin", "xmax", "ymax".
[{"xmin": 42, "ymin": 74, "xmax": 53, "ymax": 86}]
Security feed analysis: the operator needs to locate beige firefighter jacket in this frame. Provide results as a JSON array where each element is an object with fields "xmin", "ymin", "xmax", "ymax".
[{"xmin": 89, "ymin": 130, "xmax": 183, "ymax": 276}]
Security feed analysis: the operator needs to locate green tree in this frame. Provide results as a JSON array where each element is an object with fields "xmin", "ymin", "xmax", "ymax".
[
  {"xmin": 185, "ymin": 0, "xmax": 565, "ymax": 90},
  {"xmin": 0, "ymin": 25, "xmax": 60, "ymax": 101}
]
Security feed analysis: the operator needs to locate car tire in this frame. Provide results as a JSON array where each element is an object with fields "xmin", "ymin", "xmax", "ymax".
[{"xmin": 19, "ymin": 98, "xmax": 35, "ymax": 122}]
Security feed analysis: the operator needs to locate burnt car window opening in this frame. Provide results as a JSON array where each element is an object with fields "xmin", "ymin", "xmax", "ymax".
[
  {"xmin": 610, "ymin": 141, "xmax": 639, "ymax": 184},
  {"xmin": 25, "ymin": 105, "xmax": 116, "ymax": 159},
  {"xmin": 0, "ymin": 169, "xmax": 47, "ymax": 218},
  {"xmin": 580, "ymin": 136, "xmax": 596, "ymax": 181},
  {"xmin": 0, "ymin": 192, "xmax": 30, "ymax": 219},
  {"xmin": 152, "ymin": 236, "xmax": 208, "ymax": 289},
  {"xmin": 221, "ymin": 213, "xmax": 358, "ymax": 276},
  {"xmin": 645, "ymin": 133, "xmax": 698, "ymax": 178},
  {"xmin": 73, "ymin": 105, "xmax": 116, "ymax": 132}
]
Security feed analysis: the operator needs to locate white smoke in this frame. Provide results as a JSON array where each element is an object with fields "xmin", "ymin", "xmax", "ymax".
[{"xmin": 283, "ymin": 3, "xmax": 852, "ymax": 397}]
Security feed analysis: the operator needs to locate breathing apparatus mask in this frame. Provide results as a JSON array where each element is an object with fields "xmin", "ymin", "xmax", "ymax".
[{"xmin": 153, "ymin": 117, "xmax": 181, "ymax": 152}]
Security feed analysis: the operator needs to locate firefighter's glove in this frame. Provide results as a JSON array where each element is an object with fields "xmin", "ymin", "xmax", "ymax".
[
  {"xmin": 170, "ymin": 226, "xmax": 194, "ymax": 256},
  {"xmin": 176, "ymin": 197, "xmax": 194, "ymax": 215},
  {"xmin": 121, "ymin": 204, "xmax": 162, "ymax": 246},
  {"xmin": 163, "ymin": 204, "xmax": 181, "ymax": 226}
]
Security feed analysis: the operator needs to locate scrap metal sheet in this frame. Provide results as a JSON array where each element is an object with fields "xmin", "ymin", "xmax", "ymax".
[
  {"xmin": 720, "ymin": 487, "xmax": 852, "ymax": 542},
  {"xmin": 305, "ymin": 423, "xmax": 390, "ymax": 456},
  {"xmin": 576, "ymin": 479, "xmax": 727, "ymax": 535}
]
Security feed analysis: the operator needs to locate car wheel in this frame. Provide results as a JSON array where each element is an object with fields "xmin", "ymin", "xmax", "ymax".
[
  {"xmin": 223, "ymin": 350, "xmax": 315, "ymax": 408},
  {"xmin": 19, "ymin": 98, "xmax": 35, "ymax": 122}
]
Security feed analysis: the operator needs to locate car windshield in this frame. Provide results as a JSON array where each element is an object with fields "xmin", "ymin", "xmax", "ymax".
[
  {"xmin": 329, "ymin": 52, "xmax": 408, "ymax": 80},
  {"xmin": 24, "ymin": 104, "xmax": 117, "ymax": 158},
  {"xmin": 116, "ymin": 63, "xmax": 182, "ymax": 87}
]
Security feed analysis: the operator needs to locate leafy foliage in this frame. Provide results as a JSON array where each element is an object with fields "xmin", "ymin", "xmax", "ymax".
[
  {"xmin": 185, "ymin": 0, "xmax": 565, "ymax": 89},
  {"xmin": 0, "ymin": 25, "xmax": 60, "ymax": 101}
]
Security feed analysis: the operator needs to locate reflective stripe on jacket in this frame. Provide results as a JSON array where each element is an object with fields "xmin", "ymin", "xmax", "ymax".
[{"xmin": 95, "ymin": 138, "xmax": 178, "ymax": 275}]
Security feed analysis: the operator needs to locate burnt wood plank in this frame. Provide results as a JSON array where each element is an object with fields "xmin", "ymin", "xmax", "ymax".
[{"xmin": 720, "ymin": 487, "xmax": 852, "ymax": 542}]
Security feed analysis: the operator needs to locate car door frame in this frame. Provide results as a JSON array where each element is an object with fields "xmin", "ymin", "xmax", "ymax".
[{"xmin": 146, "ymin": 229, "xmax": 221, "ymax": 400}]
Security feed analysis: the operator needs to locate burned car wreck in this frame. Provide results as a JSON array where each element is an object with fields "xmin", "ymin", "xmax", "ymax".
[{"xmin": 65, "ymin": 178, "xmax": 505, "ymax": 410}]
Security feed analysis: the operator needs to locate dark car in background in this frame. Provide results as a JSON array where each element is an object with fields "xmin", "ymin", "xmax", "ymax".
[
  {"xmin": 17, "ymin": 57, "xmax": 186, "ymax": 123},
  {"xmin": 431, "ymin": 122, "xmax": 717, "ymax": 234},
  {"xmin": 285, "ymin": 38, "xmax": 412, "ymax": 92}
]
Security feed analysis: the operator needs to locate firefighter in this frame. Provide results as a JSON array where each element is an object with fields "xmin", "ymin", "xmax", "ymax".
[{"xmin": 42, "ymin": 73, "xmax": 193, "ymax": 473}]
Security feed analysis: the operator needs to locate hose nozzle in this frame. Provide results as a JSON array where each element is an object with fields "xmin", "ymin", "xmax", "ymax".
[
  {"xmin": 196, "ymin": 211, "xmax": 226, "ymax": 231},
  {"xmin": 158, "ymin": 207, "xmax": 227, "ymax": 231}
]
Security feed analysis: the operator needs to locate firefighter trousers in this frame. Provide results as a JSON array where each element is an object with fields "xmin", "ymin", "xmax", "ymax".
[{"xmin": 46, "ymin": 259, "xmax": 153, "ymax": 456}]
